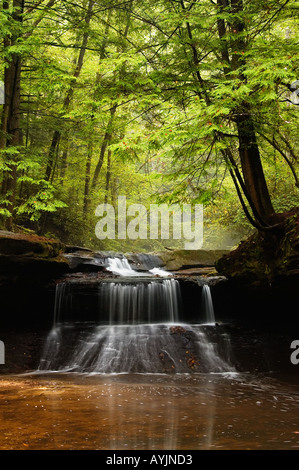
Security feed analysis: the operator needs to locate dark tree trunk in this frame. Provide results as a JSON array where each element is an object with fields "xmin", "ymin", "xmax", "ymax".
[
  {"xmin": 82, "ymin": 13, "xmax": 111, "ymax": 215},
  {"xmin": 217, "ymin": 0, "xmax": 275, "ymax": 224},
  {"xmin": 83, "ymin": 141, "xmax": 93, "ymax": 216},
  {"xmin": 236, "ymin": 107, "xmax": 275, "ymax": 221},
  {"xmin": 45, "ymin": 0, "xmax": 94, "ymax": 181},
  {"xmin": 91, "ymin": 105, "xmax": 117, "ymax": 190},
  {"xmin": 1, "ymin": 0, "xmax": 23, "ymax": 230},
  {"xmin": 104, "ymin": 149, "xmax": 112, "ymax": 204}
]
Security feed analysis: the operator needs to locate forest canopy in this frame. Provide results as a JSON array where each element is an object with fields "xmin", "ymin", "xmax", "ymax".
[{"xmin": 0, "ymin": 0, "xmax": 298, "ymax": 252}]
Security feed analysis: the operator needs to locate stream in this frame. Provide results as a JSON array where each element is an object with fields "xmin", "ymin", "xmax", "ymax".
[{"xmin": 0, "ymin": 371, "xmax": 299, "ymax": 450}]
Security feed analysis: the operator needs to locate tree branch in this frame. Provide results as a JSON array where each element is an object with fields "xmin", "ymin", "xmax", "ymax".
[{"xmin": 258, "ymin": 131, "xmax": 299, "ymax": 188}]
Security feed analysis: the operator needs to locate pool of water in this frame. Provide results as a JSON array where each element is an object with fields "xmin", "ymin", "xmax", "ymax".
[{"xmin": 0, "ymin": 371, "xmax": 298, "ymax": 450}]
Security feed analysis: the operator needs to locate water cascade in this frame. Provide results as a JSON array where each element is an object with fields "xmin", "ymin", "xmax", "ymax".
[
  {"xmin": 201, "ymin": 285, "xmax": 216, "ymax": 324},
  {"xmin": 99, "ymin": 279, "xmax": 181, "ymax": 325},
  {"xmin": 106, "ymin": 256, "xmax": 171, "ymax": 277},
  {"xmin": 38, "ymin": 257, "xmax": 234, "ymax": 374},
  {"xmin": 107, "ymin": 257, "xmax": 140, "ymax": 277}
]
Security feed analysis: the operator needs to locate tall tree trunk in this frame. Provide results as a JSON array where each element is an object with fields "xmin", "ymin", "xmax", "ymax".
[
  {"xmin": 60, "ymin": 146, "xmax": 69, "ymax": 182},
  {"xmin": 45, "ymin": 0, "xmax": 94, "ymax": 181},
  {"xmin": 82, "ymin": 13, "xmax": 111, "ymax": 216},
  {"xmin": 215, "ymin": 0, "xmax": 275, "ymax": 225},
  {"xmin": 83, "ymin": 140, "xmax": 93, "ymax": 215},
  {"xmin": 104, "ymin": 149, "xmax": 111, "ymax": 204},
  {"xmin": 235, "ymin": 106, "xmax": 275, "ymax": 221},
  {"xmin": 45, "ymin": 129, "xmax": 60, "ymax": 181},
  {"xmin": 91, "ymin": 104, "xmax": 117, "ymax": 190},
  {"xmin": 230, "ymin": 0, "xmax": 274, "ymax": 223},
  {"xmin": 1, "ymin": 0, "xmax": 23, "ymax": 230},
  {"xmin": 89, "ymin": 2, "xmax": 133, "ymax": 193}
]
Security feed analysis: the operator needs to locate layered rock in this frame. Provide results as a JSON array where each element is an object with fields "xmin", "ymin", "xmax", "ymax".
[
  {"xmin": 216, "ymin": 208, "xmax": 299, "ymax": 288},
  {"xmin": 155, "ymin": 249, "xmax": 229, "ymax": 271},
  {"xmin": 0, "ymin": 231, "xmax": 70, "ymax": 323},
  {"xmin": 0, "ymin": 230, "xmax": 69, "ymax": 281}
]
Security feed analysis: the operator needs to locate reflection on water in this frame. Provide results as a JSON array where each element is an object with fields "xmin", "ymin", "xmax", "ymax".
[{"xmin": 0, "ymin": 372, "xmax": 299, "ymax": 450}]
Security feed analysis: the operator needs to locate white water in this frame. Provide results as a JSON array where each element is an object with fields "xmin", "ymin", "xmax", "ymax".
[
  {"xmin": 39, "ymin": 258, "xmax": 234, "ymax": 375},
  {"xmin": 107, "ymin": 257, "xmax": 140, "ymax": 276},
  {"xmin": 39, "ymin": 323, "xmax": 234, "ymax": 374},
  {"xmin": 149, "ymin": 267, "xmax": 172, "ymax": 277},
  {"xmin": 201, "ymin": 285, "xmax": 216, "ymax": 325},
  {"xmin": 107, "ymin": 256, "xmax": 171, "ymax": 277},
  {"xmin": 99, "ymin": 279, "xmax": 181, "ymax": 324}
]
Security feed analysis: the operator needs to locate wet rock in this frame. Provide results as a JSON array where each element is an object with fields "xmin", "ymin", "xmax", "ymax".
[
  {"xmin": 0, "ymin": 230, "xmax": 64, "ymax": 257},
  {"xmin": 63, "ymin": 250, "xmax": 108, "ymax": 272},
  {"xmin": 156, "ymin": 249, "xmax": 230, "ymax": 271},
  {"xmin": 126, "ymin": 253, "xmax": 164, "ymax": 271}
]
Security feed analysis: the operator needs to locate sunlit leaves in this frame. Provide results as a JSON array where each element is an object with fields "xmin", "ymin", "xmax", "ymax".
[
  {"xmin": 0, "ymin": 0, "xmax": 298, "ymax": 243},
  {"xmin": 16, "ymin": 182, "xmax": 68, "ymax": 222}
]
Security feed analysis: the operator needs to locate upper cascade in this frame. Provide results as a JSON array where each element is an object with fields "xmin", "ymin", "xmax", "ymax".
[{"xmin": 106, "ymin": 256, "xmax": 171, "ymax": 278}]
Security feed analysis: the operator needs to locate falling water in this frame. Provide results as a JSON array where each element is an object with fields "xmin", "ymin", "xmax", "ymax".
[
  {"xmin": 53, "ymin": 282, "xmax": 72, "ymax": 326},
  {"xmin": 99, "ymin": 279, "xmax": 181, "ymax": 324},
  {"xmin": 107, "ymin": 257, "xmax": 139, "ymax": 276},
  {"xmin": 201, "ymin": 285, "xmax": 216, "ymax": 324},
  {"xmin": 38, "ymin": 258, "xmax": 234, "ymax": 375},
  {"xmin": 106, "ymin": 256, "xmax": 171, "ymax": 277}
]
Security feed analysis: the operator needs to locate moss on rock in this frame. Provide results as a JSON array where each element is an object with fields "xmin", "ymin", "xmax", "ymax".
[
  {"xmin": 0, "ymin": 231, "xmax": 64, "ymax": 258},
  {"xmin": 215, "ymin": 208, "xmax": 299, "ymax": 286}
]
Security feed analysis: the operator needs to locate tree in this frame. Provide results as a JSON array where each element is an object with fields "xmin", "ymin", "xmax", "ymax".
[
  {"xmin": 1, "ymin": 0, "xmax": 24, "ymax": 230},
  {"xmin": 45, "ymin": 0, "xmax": 95, "ymax": 183},
  {"xmin": 0, "ymin": 0, "xmax": 61, "ymax": 229},
  {"xmin": 0, "ymin": 0, "xmax": 297, "ymax": 248},
  {"xmin": 218, "ymin": 0, "xmax": 275, "ymax": 224},
  {"xmin": 127, "ymin": 0, "xmax": 298, "ymax": 230}
]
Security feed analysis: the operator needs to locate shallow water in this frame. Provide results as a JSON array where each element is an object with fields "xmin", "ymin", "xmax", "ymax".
[{"xmin": 0, "ymin": 372, "xmax": 299, "ymax": 450}]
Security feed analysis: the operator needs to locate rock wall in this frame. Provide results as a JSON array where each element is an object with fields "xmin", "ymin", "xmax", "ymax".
[
  {"xmin": 0, "ymin": 231, "xmax": 70, "ymax": 325},
  {"xmin": 215, "ymin": 208, "xmax": 299, "ymax": 289}
]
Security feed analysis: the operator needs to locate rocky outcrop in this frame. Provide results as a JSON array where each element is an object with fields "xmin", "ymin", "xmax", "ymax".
[
  {"xmin": 62, "ymin": 247, "xmax": 229, "ymax": 276},
  {"xmin": 0, "ymin": 230, "xmax": 69, "ymax": 281},
  {"xmin": 0, "ymin": 231, "xmax": 70, "ymax": 324},
  {"xmin": 216, "ymin": 208, "xmax": 299, "ymax": 288},
  {"xmin": 153, "ymin": 249, "xmax": 229, "ymax": 274},
  {"xmin": 0, "ymin": 230, "xmax": 64, "ymax": 257}
]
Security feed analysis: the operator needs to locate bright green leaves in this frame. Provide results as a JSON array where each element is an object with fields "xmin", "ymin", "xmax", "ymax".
[
  {"xmin": 16, "ymin": 183, "xmax": 67, "ymax": 222},
  {"xmin": 0, "ymin": 146, "xmax": 67, "ymax": 222},
  {"xmin": 0, "ymin": 0, "xmax": 297, "ymax": 242}
]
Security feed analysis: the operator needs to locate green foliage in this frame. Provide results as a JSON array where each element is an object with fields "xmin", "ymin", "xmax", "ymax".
[
  {"xmin": 16, "ymin": 183, "xmax": 68, "ymax": 222},
  {"xmin": 0, "ymin": 0, "xmax": 298, "ymax": 249}
]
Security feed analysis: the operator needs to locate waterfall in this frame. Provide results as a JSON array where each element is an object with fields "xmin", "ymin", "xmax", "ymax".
[
  {"xmin": 99, "ymin": 279, "xmax": 180, "ymax": 325},
  {"xmin": 107, "ymin": 257, "xmax": 138, "ymax": 276},
  {"xmin": 0, "ymin": 340, "xmax": 4, "ymax": 365},
  {"xmin": 53, "ymin": 282, "xmax": 72, "ymax": 326},
  {"xmin": 149, "ymin": 267, "xmax": 172, "ymax": 277},
  {"xmin": 39, "ymin": 322, "xmax": 234, "ymax": 374},
  {"xmin": 38, "ymin": 257, "xmax": 235, "ymax": 375},
  {"xmin": 106, "ymin": 256, "xmax": 171, "ymax": 277},
  {"xmin": 201, "ymin": 285, "xmax": 216, "ymax": 324}
]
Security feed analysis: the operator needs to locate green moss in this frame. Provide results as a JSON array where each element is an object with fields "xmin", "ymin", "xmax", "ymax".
[
  {"xmin": 216, "ymin": 208, "xmax": 299, "ymax": 285},
  {"xmin": 0, "ymin": 231, "xmax": 64, "ymax": 258}
]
